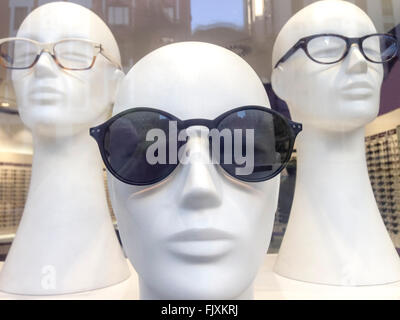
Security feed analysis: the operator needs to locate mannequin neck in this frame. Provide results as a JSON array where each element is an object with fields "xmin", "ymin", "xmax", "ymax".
[
  {"xmin": 0, "ymin": 124, "xmax": 130, "ymax": 295},
  {"xmin": 293, "ymin": 124, "xmax": 375, "ymax": 219},
  {"xmin": 274, "ymin": 119, "xmax": 400, "ymax": 285},
  {"xmin": 139, "ymin": 278, "xmax": 254, "ymax": 300},
  {"xmin": 32, "ymin": 128, "xmax": 99, "ymax": 162},
  {"xmin": 296, "ymin": 125, "xmax": 367, "ymax": 166}
]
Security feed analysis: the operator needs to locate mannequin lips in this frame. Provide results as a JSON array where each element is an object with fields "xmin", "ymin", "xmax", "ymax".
[
  {"xmin": 341, "ymin": 81, "xmax": 374, "ymax": 98},
  {"xmin": 29, "ymin": 86, "xmax": 64, "ymax": 101},
  {"xmin": 166, "ymin": 228, "xmax": 235, "ymax": 261},
  {"xmin": 169, "ymin": 228, "xmax": 234, "ymax": 242}
]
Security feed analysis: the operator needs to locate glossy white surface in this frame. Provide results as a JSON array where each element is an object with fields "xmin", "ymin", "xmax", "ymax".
[
  {"xmin": 271, "ymin": 0, "xmax": 400, "ymax": 286},
  {"xmin": 1, "ymin": 255, "xmax": 399, "ymax": 300},
  {"xmin": 110, "ymin": 42, "xmax": 280, "ymax": 300},
  {"xmin": 0, "ymin": 2, "xmax": 130, "ymax": 295}
]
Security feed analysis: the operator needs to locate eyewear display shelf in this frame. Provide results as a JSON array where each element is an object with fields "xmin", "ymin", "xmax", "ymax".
[{"xmin": 365, "ymin": 126, "xmax": 400, "ymax": 250}]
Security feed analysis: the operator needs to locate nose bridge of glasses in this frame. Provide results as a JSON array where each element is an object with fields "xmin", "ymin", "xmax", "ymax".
[
  {"xmin": 348, "ymin": 37, "xmax": 366, "ymax": 54},
  {"xmin": 346, "ymin": 39, "xmax": 368, "ymax": 65},
  {"xmin": 36, "ymin": 45, "xmax": 57, "ymax": 65},
  {"xmin": 182, "ymin": 119, "xmax": 214, "ymax": 129}
]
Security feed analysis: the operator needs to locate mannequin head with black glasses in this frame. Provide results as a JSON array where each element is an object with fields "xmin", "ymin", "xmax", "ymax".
[
  {"xmin": 0, "ymin": 2, "xmax": 130, "ymax": 296},
  {"xmin": 107, "ymin": 42, "xmax": 294, "ymax": 300},
  {"xmin": 270, "ymin": 0, "xmax": 400, "ymax": 287},
  {"xmin": 271, "ymin": 0, "xmax": 393, "ymax": 131},
  {"xmin": 8, "ymin": 1, "xmax": 123, "ymax": 137}
]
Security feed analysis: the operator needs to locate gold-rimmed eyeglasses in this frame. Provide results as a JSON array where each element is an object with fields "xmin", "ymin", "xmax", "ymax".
[{"xmin": 0, "ymin": 38, "xmax": 122, "ymax": 71}]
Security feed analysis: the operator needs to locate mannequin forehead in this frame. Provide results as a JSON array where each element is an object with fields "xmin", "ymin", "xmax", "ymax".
[
  {"xmin": 272, "ymin": 0, "xmax": 377, "ymax": 66},
  {"xmin": 114, "ymin": 42, "xmax": 270, "ymax": 119},
  {"xmin": 17, "ymin": 2, "xmax": 120, "ymax": 61}
]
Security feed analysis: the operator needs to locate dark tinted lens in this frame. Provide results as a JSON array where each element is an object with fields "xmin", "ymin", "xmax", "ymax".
[
  {"xmin": 216, "ymin": 109, "xmax": 293, "ymax": 182},
  {"xmin": 104, "ymin": 111, "xmax": 178, "ymax": 185}
]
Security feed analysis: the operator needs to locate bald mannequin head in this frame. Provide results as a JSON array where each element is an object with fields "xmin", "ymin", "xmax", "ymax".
[
  {"xmin": 271, "ymin": 0, "xmax": 383, "ymax": 131},
  {"xmin": 272, "ymin": 0, "xmax": 376, "ymax": 67},
  {"xmin": 12, "ymin": 1, "xmax": 123, "ymax": 136},
  {"xmin": 110, "ymin": 42, "xmax": 280, "ymax": 300}
]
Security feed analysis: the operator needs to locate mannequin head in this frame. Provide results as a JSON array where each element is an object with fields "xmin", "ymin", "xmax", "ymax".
[
  {"xmin": 11, "ymin": 2, "xmax": 123, "ymax": 137},
  {"xmin": 271, "ymin": 0, "xmax": 383, "ymax": 132},
  {"xmin": 110, "ymin": 42, "xmax": 280, "ymax": 300}
]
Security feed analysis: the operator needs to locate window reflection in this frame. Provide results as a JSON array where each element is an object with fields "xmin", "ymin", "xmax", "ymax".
[{"xmin": 0, "ymin": 0, "xmax": 398, "ymax": 256}]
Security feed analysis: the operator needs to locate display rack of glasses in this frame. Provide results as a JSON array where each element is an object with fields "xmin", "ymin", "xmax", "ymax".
[
  {"xmin": 366, "ymin": 126, "xmax": 400, "ymax": 248},
  {"xmin": 0, "ymin": 156, "xmax": 116, "ymax": 236},
  {"xmin": 0, "ymin": 162, "xmax": 30, "ymax": 234}
]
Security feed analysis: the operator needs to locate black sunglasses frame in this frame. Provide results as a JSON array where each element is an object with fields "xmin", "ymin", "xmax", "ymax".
[
  {"xmin": 90, "ymin": 106, "xmax": 303, "ymax": 186},
  {"xmin": 274, "ymin": 33, "xmax": 398, "ymax": 69}
]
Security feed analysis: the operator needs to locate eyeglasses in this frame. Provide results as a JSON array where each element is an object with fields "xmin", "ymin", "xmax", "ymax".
[
  {"xmin": 90, "ymin": 106, "xmax": 303, "ymax": 186},
  {"xmin": 274, "ymin": 33, "xmax": 398, "ymax": 68},
  {"xmin": 0, "ymin": 38, "xmax": 122, "ymax": 70}
]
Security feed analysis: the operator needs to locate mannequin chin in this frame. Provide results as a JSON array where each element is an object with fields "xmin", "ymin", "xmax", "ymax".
[
  {"xmin": 14, "ymin": 68, "xmax": 124, "ymax": 139},
  {"xmin": 272, "ymin": 0, "xmax": 383, "ymax": 132},
  {"xmin": 271, "ymin": 0, "xmax": 400, "ymax": 286},
  {"xmin": 110, "ymin": 42, "xmax": 280, "ymax": 300},
  {"xmin": 0, "ymin": 2, "xmax": 130, "ymax": 296}
]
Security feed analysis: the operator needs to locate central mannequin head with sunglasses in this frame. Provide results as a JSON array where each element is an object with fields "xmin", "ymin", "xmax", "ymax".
[
  {"xmin": 270, "ymin": 0, "xmax": 400, "ymax": 286},
  {"xmin": 107, "ymin": 42, "xmax": 298, "ymax": 300}
]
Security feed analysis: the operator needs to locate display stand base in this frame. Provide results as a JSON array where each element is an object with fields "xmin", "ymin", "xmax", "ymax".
[
  {"xmin": 254, "ymin": 254, "xmax": 400, "ymax": 300},
  {"xmin": 0, "ymin": 255, "xmax": 399, "ymax": 299},
  {"xmin": 0, "ymin": 260, "xmax": 139, "ymax": 300}
]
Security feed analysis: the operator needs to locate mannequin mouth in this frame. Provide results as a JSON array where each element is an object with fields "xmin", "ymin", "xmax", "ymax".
[
  {"xmin": 166, "ymin": 228, "xmax": 235, "ymax": 261},
  {"xmin": 341, "ymin": 81, "xmax": 374, "ymax": 98},
  {"xmin": 29, "ymin": 87, "xmax": 64, "ymax": 101}
]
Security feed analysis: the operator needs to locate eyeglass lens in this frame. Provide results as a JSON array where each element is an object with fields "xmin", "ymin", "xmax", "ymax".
[
  {"xmin": 0, "ymin": 39, "xmax": 96, "ymax": 70},
  {"xmin": 306, "ymin": 34, "xmax": 397, "ymax": 64}
]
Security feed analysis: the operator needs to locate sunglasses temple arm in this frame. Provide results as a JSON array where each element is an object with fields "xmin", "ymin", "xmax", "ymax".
[
  {"xmin": 289, "ymin": 121, "xmax": 303, "ymax": 136},
  {"xmin": 89, "ymin": 126, "xmax": 103, "ymax": 142}
]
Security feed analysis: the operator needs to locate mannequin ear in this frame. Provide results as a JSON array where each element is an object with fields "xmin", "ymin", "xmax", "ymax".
[{"xmin": 271, "ymin": 67, "xmax": 287, "ymax": 101}]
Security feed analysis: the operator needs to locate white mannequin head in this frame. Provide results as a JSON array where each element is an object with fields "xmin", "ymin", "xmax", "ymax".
[
  {"xmin": 110, "ymin": 42, "xmax": 280, "ymax": 300},
  {"xmin": 271, "ymin": 0, "xmax": 383, "ymax": 132},
  {"xmin": 11, "ymin": 1, "xmax": 123, "ymax": 137}
]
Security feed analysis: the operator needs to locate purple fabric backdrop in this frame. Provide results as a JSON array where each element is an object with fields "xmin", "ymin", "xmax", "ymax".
[{"xmin": 381, "ymin": 60, "xmax": 400, "ymax": 116}]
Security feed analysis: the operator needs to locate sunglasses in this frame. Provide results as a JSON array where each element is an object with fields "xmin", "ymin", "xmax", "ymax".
[{"xmin": 90, "ymin": 106, "xmax": 302, "ymax": 186}]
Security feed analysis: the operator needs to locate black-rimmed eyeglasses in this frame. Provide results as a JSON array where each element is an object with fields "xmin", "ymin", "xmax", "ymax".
[{"xmin": 274, "ymin": 33, "xmax": 398, "ymax": 68}]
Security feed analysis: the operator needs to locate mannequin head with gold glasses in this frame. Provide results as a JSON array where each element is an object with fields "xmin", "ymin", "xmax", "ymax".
[{"xmin": 6, "ymin": 1, "xmax": 123, "ymax": 137}]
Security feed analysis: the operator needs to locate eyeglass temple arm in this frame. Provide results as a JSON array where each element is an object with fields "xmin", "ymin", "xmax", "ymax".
[
  {"xmin": 99, "ymin": 45, "xmax": 123, "ymax": 70},
  {"xmin": 274, "ymin": 41, "xmax": 303, "ymax": 69}
]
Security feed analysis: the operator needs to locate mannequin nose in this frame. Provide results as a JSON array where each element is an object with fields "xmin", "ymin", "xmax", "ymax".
[
  {"xmin": 179, "ymin": 128, "xmax": 222, "ymax": 210},
  {"xmin": 345, "ymin": 45, "xmax": 368, "ymax": 74},
  {"xmin": 34, "ymin": 52, "xmax": 58, "ymax": 78}
]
